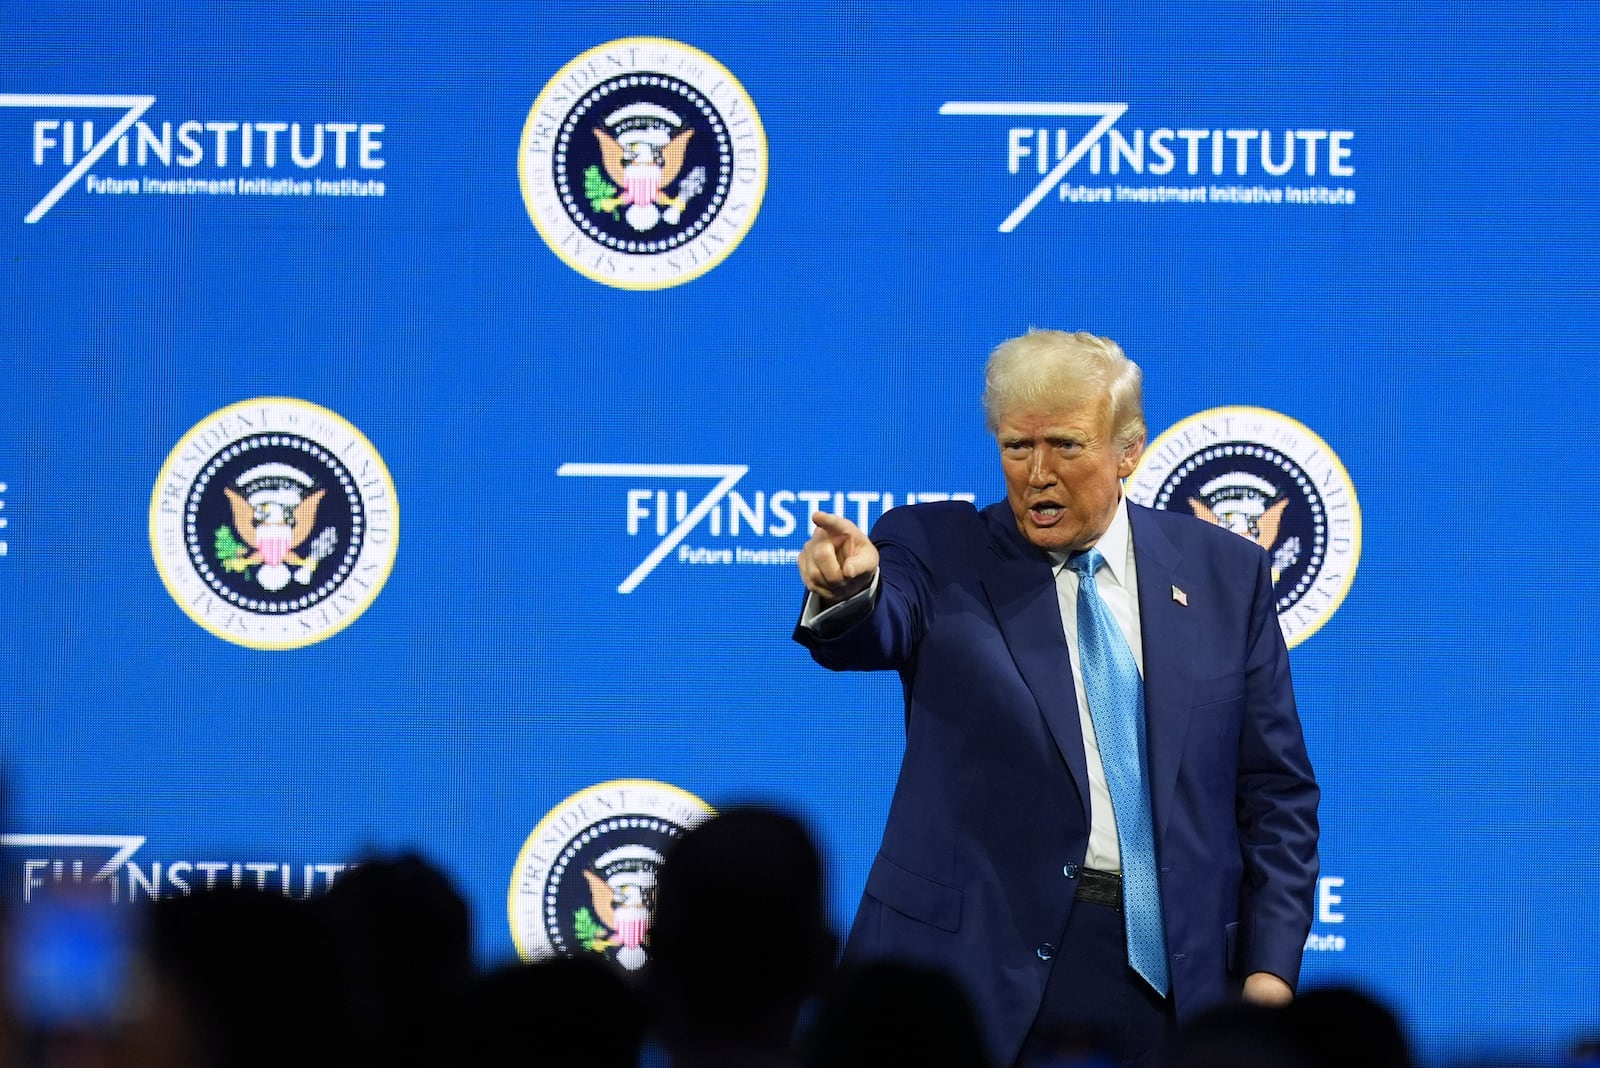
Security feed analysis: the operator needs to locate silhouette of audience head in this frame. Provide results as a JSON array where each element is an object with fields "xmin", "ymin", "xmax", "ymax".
[
  {"xmin": 647, "ymin": 806, "xmax": 837, "ymax": 1059},
  {"xmin": 316, "ymin": 852, "xmax": 473, "ymax": 1066},
  {"xmin": 1284, "ymin": 985, "xmax": 1413, "ymax": 1068}
]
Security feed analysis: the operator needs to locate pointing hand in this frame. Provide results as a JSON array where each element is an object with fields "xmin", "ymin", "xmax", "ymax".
[{"xmin": 798, "ymin": 511, "xmax": 879, "ymax": 604}]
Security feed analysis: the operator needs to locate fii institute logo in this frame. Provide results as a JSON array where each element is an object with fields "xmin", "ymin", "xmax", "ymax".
[
  {"xmin": 520, "ymin": 38, "xmax": 767, "ymax": 289},
  {"xmin": 0, "ymin": 834, "xmax": 353, "ymax": 905},
  {"xmin": 1, "ymin": 93, "xmax": 387, "ymax": 222},
  {"xmin": 940, "ymin": 102, "xmax": 1356, "ymax": 231},
  {"xmin": 150, "ymin": 399, "xmax": 398, "ymax": 649},
  {"xmin": 558, "ymin": 463, "xmax": 976, "ymax": 592},
  {"xmin": 509, "ymin": 779, "xmax": 714, "ymax": 971},
  {"xmin": 1127, "ymin": 407, "xmax": 1360, "ymax": 647}
]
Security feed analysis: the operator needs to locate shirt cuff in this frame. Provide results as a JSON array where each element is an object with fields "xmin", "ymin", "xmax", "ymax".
[{"xmin": 799, "ymin": 570, "xmax": 880, "ymax": 636}]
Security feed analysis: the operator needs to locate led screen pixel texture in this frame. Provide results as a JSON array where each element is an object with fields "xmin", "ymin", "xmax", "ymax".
[{"xmin": 2, "ymin": 4, "xmax": 1596, "ymax": 1063}]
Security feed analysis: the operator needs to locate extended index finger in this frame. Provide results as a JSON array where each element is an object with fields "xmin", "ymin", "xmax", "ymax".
[{"xmin": 810, "ymin": 510, "xmax": 862, "ymax": 539}]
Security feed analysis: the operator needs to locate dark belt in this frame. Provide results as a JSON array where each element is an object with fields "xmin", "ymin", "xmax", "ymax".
[{"xmin": 1075, "ymin": 867, "xmax": 1122, "ymax": 912}]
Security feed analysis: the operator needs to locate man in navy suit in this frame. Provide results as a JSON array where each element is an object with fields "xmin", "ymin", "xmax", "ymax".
[{"xmin": 795, "ymin": 330, "xmax": 1318, "ymax": 1067}]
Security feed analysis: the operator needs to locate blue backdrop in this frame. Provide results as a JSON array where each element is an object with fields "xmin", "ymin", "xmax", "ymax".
[{"xmin": 2, "ymin": 3, "xmax": 1596, "ymax": 1063}]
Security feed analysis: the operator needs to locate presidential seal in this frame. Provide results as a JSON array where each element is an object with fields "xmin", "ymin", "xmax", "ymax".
[
  {"xmin": 1127, "ymin": 407, "xmax": 1360, "ymax": 648},
  {"xmin": 149, "ymin": 398, "xmax": 398, "ymax": 650},
  {"xmin": 519, "ymin": 38, "xmax": 766, "ymax": 289},
  {"xmin": 508, "ymin": 779, "xmax": 714, "ymax": 971}
]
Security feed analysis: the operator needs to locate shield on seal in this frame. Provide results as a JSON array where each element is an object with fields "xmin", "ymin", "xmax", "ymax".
[
  {"xmin": 257, "ymin": 526, "xmax": 292, "ymax": 567},
  {"xmin": 625, "ymin": 168, "xmax": 662, "ymax": 207}
]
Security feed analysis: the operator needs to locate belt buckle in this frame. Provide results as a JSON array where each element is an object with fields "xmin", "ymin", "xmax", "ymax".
[{"xmin": 1075, "ymin": 867, "xmax": 1123, "ymax": 912}]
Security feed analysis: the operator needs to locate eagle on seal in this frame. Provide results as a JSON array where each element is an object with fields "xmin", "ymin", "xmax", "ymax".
[
  {"xmin": 592, "ymin": 126, "xmax": 694, "ymax": 223},
  {"xmin": 221, "ymin": 486, "xmax": 326, "ymax": 570}
]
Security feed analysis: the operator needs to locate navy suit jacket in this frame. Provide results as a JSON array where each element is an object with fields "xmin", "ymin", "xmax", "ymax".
[{"xmin": 795, "ymin": 499, "xmax": 1318, "ymax": 1066}]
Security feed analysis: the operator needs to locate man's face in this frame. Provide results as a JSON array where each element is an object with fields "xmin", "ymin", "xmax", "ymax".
[{"xmin": 997, "ymin": 393, "xmax": 1144, "ymax": 552}]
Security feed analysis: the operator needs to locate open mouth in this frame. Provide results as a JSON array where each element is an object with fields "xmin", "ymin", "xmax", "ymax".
[{"xmin": 1029, "ymin": 503, "xmax": 1064, "ymax": 524}]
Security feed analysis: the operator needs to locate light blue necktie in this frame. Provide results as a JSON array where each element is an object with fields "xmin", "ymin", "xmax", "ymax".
[{"xmin": 1068, "ymin": 548, "xmax": 1170, "ymax": 997}]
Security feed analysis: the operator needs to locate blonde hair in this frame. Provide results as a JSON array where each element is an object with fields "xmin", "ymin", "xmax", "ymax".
[{"xmin": 981, "ymin": 329, "xmax": 1146, "ymax": 450}]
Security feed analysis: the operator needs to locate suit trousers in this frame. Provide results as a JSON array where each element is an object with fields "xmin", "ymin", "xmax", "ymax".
[{"xmin": 1014, "ymin": 898, "xmax": 1175, "ymax": 1068}]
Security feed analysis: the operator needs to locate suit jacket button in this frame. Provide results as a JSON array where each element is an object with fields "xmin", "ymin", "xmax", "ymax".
[
  {"xmin": 1062, "ymin": 863, "xmax": 1079, "ymax": 878},
  {"xmin": 1036, "ymin": 944, "xmax": 1055, "ymax": 961}
]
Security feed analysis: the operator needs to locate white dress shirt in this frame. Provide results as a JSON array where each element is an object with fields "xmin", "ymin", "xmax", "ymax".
[{"xmin": 799, "ymin": 494, "xmax": 1144, "ymax": 872}]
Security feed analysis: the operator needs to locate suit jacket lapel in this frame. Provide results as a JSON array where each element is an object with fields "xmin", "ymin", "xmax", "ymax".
[
  {"xmin": 978, "ymin": 505, "xmax": 1092, "ymax": 830},
  {"xmin": 1128, "ymin": 505, "xmax": 1195, "ymax": 844}
]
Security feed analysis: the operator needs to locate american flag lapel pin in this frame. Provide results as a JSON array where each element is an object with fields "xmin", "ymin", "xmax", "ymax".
[{"xmin": 1171, "ymin": 585, "xmax": 1188, "ymax": 606}]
